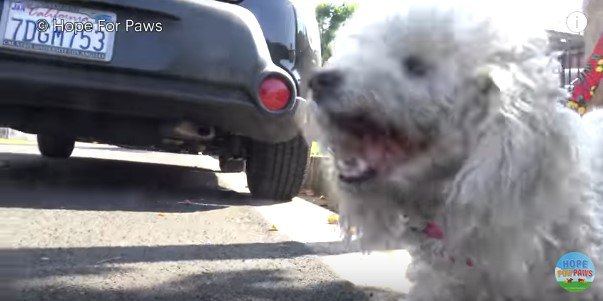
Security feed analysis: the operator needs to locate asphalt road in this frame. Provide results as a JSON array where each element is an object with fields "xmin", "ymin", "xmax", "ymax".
[{"xmin": 0, "ymin": 143, "xmax": 407, "ymax": 301}]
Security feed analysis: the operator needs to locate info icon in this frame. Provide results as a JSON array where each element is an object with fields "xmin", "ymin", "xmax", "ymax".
[
  {"xmin": 566, "ymin": 11, "xmax": 588, "ymax": 33},
  {"xmin": 555, "ymin": 252, "xmax": 596, "ymax": 293}
]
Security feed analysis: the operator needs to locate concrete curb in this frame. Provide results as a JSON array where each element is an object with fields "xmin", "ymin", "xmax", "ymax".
[
  {"xmin": 254, "ymin": 198, "xmax": 413, "ymax": 296},
  {"xmin": 0, "ymin": 138, "xmax": 35, "ymax": 145},
  {"xmin": 301, "ymin": 156, "xmax": 331, "ymax": 197}
]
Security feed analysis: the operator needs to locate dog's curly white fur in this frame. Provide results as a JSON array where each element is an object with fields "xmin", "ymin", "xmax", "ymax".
[{"xmin": 303, "ymin": 2, "xmax": 603, "ymax": 300}]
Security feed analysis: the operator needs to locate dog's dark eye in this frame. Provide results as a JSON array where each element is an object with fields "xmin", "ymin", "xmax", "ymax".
[{"xmin": 403, "ymin": 56, "xmax": 430, "ymax": 77}]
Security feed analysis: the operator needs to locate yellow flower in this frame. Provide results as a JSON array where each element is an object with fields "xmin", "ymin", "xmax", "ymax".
[
  {"xmin": 597, "ymin": 66, "xmax": 603, "ymax": 73},
  {"xmin": 327, "ymin": 214, "xmax": 339, "ymax": 224},
  {"xmin": 599, "ymin": 59, "xmax": 603, "ymax": 65},
  {"xmin": 578, "ymin": 107, "xmax": 586, "ymax": 115},
  {"xmin": 591, "ymin": 86, "xmax": 598, "ymax": 96},
  {"xmin": 567, "ymin": 101, "xmax": 579, "ymax": 109}
]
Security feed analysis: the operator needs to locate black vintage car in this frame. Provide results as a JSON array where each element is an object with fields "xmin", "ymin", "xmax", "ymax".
[{"xmin": 0, "ymin": 0, "xmax": 321, "ymax": 200}]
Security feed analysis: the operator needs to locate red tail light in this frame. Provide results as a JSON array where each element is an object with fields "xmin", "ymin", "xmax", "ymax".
[{"xmin": 259, "ymin": 77, "xmax": 291, "ymax": 111}]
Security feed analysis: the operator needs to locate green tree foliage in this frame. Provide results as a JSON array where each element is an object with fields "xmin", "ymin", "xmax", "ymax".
[{"xmin": 315, "ymin": 2, "xmax": 357, "ymax": 63}]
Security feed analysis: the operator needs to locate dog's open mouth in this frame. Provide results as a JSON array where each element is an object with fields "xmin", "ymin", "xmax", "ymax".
[{"xmin": 330, "ymin": 114, "xmax": 429, "ymax": 183}]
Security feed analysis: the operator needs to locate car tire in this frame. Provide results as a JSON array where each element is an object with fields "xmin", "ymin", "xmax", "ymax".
[
  {"xmin": 37, "ymin": 134, "xmax": 75, "ymax": 159},
  {"xmin": 219, "ymin": 156, "xmax": 246, "ymax": 173},
  {"xmin": 246, "ymin": 135, "xmax": 309, "ymax": 201}
]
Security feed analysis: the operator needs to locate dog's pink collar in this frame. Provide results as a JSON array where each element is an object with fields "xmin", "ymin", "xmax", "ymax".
[
  {"xmin": 422, "ymin": 221, "xmax": 444, "ymax": 239},
  {"xmin": 422, "ymin": 221, "xmax": 474, "ymax": 267}
]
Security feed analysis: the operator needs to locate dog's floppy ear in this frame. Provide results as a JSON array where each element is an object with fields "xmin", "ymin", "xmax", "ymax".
[
  {"xmin": 453, "ymin": 66, "xmax": 507, "ymax": 129},
  {"xmin": 474, "ymin": 65, "xmax": 508, "ymax": 96},
  {"xmin": 458, "ymin": 65, "xmax": 506, "ymax": 109},
  {"xmin": 475, "ymin": 72, "xmax": 499, "ymax": 95}
]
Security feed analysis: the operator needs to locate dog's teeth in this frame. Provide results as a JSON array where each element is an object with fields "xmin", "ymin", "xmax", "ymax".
[{"xmin": 337, "ymin": 158, "xmax": 369, "ymax": 177}]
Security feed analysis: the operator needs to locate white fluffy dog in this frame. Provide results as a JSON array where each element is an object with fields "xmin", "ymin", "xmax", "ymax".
[{"xmin": 303, "ymin": 1, "xmax": 603, "ymax": 300}]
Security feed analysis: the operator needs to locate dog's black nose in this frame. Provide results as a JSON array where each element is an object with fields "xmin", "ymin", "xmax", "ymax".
[{"xmin": 309, "ymin": 70, "xmax": 343, "ymax": 93}]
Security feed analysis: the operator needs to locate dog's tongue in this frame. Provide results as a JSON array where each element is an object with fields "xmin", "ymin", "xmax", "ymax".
[
  {"xmin": 363, "ymin": 136, "xmax": 386, "ymax": 166},
  {"xmin": 338, "ymin": 136, "xmax": 408, "ymax": 181},
  {"xmin": 362, "ymin": 135, "xmax": 408, "ymax": 169}
]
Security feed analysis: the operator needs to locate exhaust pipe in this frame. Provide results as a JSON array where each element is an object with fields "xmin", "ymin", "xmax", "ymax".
[
  {"xmin": 196, "ymin": 127, "xmax": 215, "ymax": 141},
  {"xmin": 166, "ymin": 121, "xmax": 215, "ymax": 141}
]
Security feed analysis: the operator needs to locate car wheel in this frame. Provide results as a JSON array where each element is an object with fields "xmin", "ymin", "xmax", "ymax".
[
  {"xmin": 37, "ymin": 134, "xmax": 75, "ymax": 159},
  {"xmin": 246, "ymin": 135, "xmax": 309, "ymax": 201},
  {"xmin": 219, "ymin": 156, "xmax": 246, "ymax": 173}
]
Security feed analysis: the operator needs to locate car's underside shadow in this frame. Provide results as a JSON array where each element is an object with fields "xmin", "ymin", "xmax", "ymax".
[{"xmin": 0, "ymin": 152, "xmax": 252, "ymax": 212}]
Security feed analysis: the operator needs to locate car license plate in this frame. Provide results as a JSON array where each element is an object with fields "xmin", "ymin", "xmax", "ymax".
[{"xmin": 0, "ymin": 0, "xmax": 116, "ymax": 62}]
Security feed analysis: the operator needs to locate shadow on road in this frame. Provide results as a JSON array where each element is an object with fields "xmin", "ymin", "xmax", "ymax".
[
  {"xmin": 0, "ymin": 153, "xmax": 253, "ymax": 212},
  {"xmin": 4, "ymin": 241, "xmax": 364, "ymax": 268},
  {"xmin": 9, "ymin": 269, "xmax": 386, "ymax": 301},
  {"xmin": 3, "ymin": 241, "xmax": 397, "ymax": 301}
]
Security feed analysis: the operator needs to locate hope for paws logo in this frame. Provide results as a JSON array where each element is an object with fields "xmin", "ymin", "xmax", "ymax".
[{"xmin": 555, "ymin": 252, "xmax": 596, "ymax": 293}]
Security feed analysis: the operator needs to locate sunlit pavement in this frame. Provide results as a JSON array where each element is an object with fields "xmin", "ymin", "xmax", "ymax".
[
  {"xmin": 254, "ymin": 200, "xmax": 413, "ymax": 294},
  {"xmin": 0, "ymin": 142, "xmax": 409, "ymax": 301}
]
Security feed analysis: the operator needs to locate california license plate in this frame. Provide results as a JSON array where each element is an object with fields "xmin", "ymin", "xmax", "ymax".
[{"xmin": 0, "ymin": 0, "xmax": 116, "ymax": 62}]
